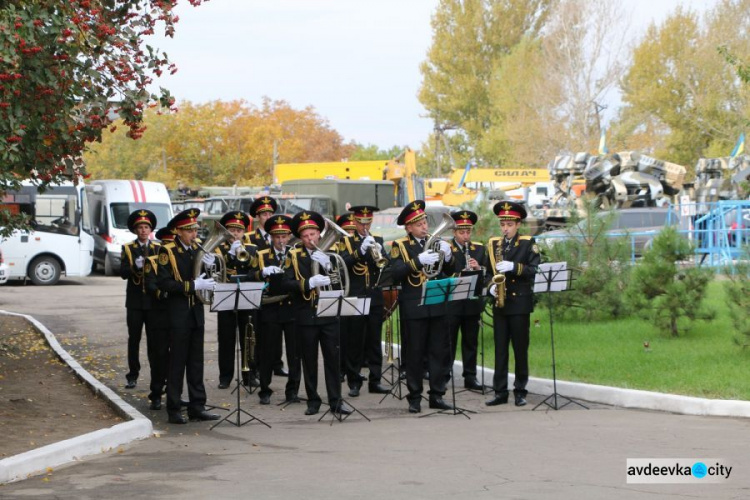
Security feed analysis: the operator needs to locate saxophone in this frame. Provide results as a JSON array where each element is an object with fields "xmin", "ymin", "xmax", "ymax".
[{"xmin": 492, "ymin": 240, "xmax": 507, "ymax": 308}]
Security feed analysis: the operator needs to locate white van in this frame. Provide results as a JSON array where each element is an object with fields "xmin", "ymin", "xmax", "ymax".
[
  {"xmin": 0, "ymin": 181, "xmax": 95, "ymax": 285},
  {"xmin": 86, "ymin": 180, "xmax": 173, "ymax": 275}
]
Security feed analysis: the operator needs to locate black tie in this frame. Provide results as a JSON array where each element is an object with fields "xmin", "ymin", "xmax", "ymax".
[{"xmin": 419, "ymin": 239, "xmax": 425, "ymax": 248}]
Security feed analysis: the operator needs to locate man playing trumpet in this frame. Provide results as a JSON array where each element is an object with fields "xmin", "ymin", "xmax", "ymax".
[{"xmin": 486, "ymin": 201, "xmax": 540, "ymax": 408}]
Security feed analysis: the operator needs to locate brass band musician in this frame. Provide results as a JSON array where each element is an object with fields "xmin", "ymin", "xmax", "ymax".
[{"xmin": 486, "ymin": 201, "xmax": 540, "ymax": 408}]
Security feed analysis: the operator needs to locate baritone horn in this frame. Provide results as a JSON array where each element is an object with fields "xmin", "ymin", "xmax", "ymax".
[
  {"xmin": 364, "ymin": 229, "xmax": 387, "ymax": 269},
  {"xmin": 193, "ymin": 221, "xmax": 232, "ymax": 305},
  {"xmin": 422, "ymin": 212, "xmax": 457, "ymax": 278}
]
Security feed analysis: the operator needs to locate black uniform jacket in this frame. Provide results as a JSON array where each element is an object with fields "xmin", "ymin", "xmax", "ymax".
[
  {"xmin": 244, "ymin": 228, "xmax": 271, "ymax": 252},
  {"xmin": 487, "ymin": 234, "xmax": 541, "ymax": 315},
  {"xmin": 390, "ymin": 234, "xmax": 456, "ymax": 320},
  {"xmin": 156, "ymin": 239, "xmax": 205, "ymax": 328},
  {"xmin": 277, "ymin": 246, "xmax": 340, "ymax": 326},
  {"xmin": 258, "ymin": 245, "xmax": 295, "ymax": 322},
  {"xmin": 448, "ymin": 238, "xmax": 489, "ymax": 316},
  {"xmin": 340, "ymin": 233, "xmax": 387, "ymax": 306},
  {"xmin": 121, "ymin": 240, "xmax": 160, "ymax": 310}
]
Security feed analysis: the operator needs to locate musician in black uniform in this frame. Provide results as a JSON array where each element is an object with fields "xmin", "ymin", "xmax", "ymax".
[
  {"xmin": 340, "ymin": 206, "xmax": 391, "ymax": 397},
  {"xmin": 214, "ymin": 211, "xmax": 260, "ymax": 389},
  {"xmin": 120, "ymin": 209, "xmax": 158, "ymax": 390},
  {"xmin": 142, "ymin": 226, "xmax": 173, "ymax": 410},
  {"xmin": 245, "ymin": 195, "xmax": 288, "ymax": 377},
  {"xmin": 156, "ymin": 209, "xmax": 220, "ymax": 424},
  {"xmin": 485, "ymin": 201, "xmax": 540, "ymax": 407},
  {"xmin": 335, "ymin": 213, "xmax": 356, "ymax": 378},
  {"xmin": 244, "ymin": 196, "xmax": 277, "ymax": 251},
  {"xmin": 446, "ymin": 210, "xmax": 489, "ymax": 391},
  {"xmin": 256, "ymin": 215, "xmax": 301, "ymax": 405},
  {"xmin": 390, "ymin": 201, "xmax": 456, "ymax": 414},
  {"xmin": 278, "ymin": 211, "xmax": 350, "ymax": 416}
]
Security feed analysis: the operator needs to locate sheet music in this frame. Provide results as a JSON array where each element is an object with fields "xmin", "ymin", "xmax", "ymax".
[
  {"xmin": 534, "ymin": 262, "xmax": 569, "ymax": 293},
  {"xmin": 210, "ymin": 282, "xmax": 264, "ymax": 312}
]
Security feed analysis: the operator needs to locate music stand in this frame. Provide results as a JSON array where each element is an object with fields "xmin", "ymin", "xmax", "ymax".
[
  {"xmin": 532, "ymin": 262, "xmax": 588, "ymax": 411},
  {"xmin": 210, "ymin": 281, "xmax": 271, "ymax": 429},
  {"xmin": 418, "ymin": 276, "xmax": 478, "ymax": 419},
  {"xmin": 450, "ymin": 269, "xmax": 488, "ymax": 396},
  {"xmin": 316, "ymin": 290, "xmax": 372, "ymax": 424}
]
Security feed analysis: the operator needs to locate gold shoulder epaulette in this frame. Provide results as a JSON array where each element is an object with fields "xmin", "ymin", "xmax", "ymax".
[
  {"xmin": 163, "ymin": 241, "xmax": 176, "ymax": 249},
  {"xmin": 257, "ymin": 248, "xmax": 271, "ymax": 257},
  {"xmin": 519, "ymin": 235, "xmax": 532, "ymax": 241}
]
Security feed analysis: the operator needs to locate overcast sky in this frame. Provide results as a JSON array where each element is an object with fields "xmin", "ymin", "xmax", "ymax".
[{"xmin": 153, "ymin": 0, "xmax": 715, "ymax": 149}]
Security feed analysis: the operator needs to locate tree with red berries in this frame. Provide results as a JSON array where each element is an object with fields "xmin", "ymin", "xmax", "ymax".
[{"xmin": 0, "ymin": 0, "xmax": 204, "ymax": 234}]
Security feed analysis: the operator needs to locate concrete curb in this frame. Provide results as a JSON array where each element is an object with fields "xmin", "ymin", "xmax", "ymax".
[
  {"xmin": 450, "ymin": 360, "xmax": 750, "ymax": 418},
  {"xmin": 0, "ymin": 311, "xmax": 153, "ymax": 484}
]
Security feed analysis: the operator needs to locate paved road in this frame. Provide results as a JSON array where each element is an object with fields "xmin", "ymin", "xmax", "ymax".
[{"xmin": 1, "ymin": 275, "xmax": 748, "ymax": 499}]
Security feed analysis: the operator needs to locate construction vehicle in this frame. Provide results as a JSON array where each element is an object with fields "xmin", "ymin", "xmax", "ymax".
[{"xmin": 280, "ymin": 179, "xmax": 396, "ymax": 217}]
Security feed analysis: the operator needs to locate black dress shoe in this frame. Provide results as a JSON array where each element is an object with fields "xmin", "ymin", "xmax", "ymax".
[
  {"xmin": 358, "ymin": 372, "xmax": 367, "ymax": 382},
  {"xmin": 486, "ymin": 394, "xmax": 509, "ymax": 406},
  {"xmin": 188, "ymin": 410, "xmax": 220, "ymax": 421},
  {"xmin": 218, "ymin": 381, "xmax": 230, "ymax": 389},
  {"xmin": 429, "ymin": 398, "xmax": 453, "ymax": 410},
  {"xmin": 168, "ymin": 413, "xmax": 188, "ymax": 424},
  {"xmin": 259, "ymin": 394, "xmax": 271, "ymax": 405},
  {"xmin": 333, "ymin": 403, "xmax": 353, "ymax": 415},
  {"xmin": 408, "ymin": 401, "xmax": 421, "ymax": 414},
  {"xmin": 284, "ymin": 395, "xmax": 301, "ymax": 404},
  {"xmin": 464, "ymin": 378, "xmax": 483, "ymax": 391},
  {"xmin": 399, "ymin": 371, "xmax": 406, "ymax": 381},
  {"xmin": 514, "ymin": 395, "xmax": 527, "ymax": 407},
  {"xmin": 149, "ymin": 399, "xmax": 162, "ymax": 411},
  {"xmin": 304, "ymin": 406, "xmax": 319, "ymax": 416},
  {"xmin": 368, "ymin": 383, "xmax": 391, "ymax": 394},
  {"xmin": 273, "ymin": 368, "xmax": 289, "ymax": 377},
  {"xmin": 348, "ymin": 386, "xmax": 360, "ymax": 398},
  {"xmin": 125, "ymin": 380, "xmax": 137, "ymax": 389}
]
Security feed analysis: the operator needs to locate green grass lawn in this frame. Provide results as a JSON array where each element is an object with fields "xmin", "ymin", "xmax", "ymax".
[{"xmin": 385, "ymin": 280, "xmax": 750, "ymax": 400}]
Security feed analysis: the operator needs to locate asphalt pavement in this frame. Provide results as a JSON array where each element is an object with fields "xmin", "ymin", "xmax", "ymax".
[{"xmin": 0, "ymin": 274, "xmax": 748, "ymax": 499}]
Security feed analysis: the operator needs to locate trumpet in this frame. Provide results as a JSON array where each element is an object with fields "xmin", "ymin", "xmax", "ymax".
[
  {"xmin": 242, "ymin": 321, "xmax": 256, "ymax": 372},
  {"xmin": 364, "ymin": 229, "xmax": 387, "ymax": 269},
  {"xmin": 235, "ymin": 244, "xmax": 250, "ymax": 263}
]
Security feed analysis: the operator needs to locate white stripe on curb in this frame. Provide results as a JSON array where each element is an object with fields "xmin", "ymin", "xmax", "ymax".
[
  {"xmin": 0, "ymin": 311, "xmax": 153, "ymax": 484},
  {"xmin": 432, "ymin": 345, "xmax": 750, "ymax": 418}
]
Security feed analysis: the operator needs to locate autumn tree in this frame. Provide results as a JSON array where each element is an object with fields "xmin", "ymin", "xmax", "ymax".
[
  {"xmin": 614, "ymin": 1, "xmax": 750, "ymax": 167},
  {"xmin": 418, "ymin": 0, "xmax": 551, "ymax": 163},
  {"xmin": 0, "ymin": 0, "xmax": 204, "ymax": 232},
  {"xmin": 85, "ymin": 98, "xmax": 356, "ymax": 186}
]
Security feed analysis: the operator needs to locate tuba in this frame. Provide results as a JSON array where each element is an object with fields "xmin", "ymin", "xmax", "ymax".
[
  {"xmin": 311, "ymin": 217, "xmax": 350, "ymax": 296},
  {"xmin": 422, "ymin": 212, "xmax": 457, "ymax": 278},
  {"xmin": 192, "ymin": 220, "xmax": 232, "ymax": 304}
]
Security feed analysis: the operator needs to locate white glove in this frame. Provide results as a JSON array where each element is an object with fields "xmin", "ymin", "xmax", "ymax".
[
  {"xmin": 375, "ymin": 242, "xmax": 383, "ymax": 253},
  {"xmin": 201, "ymin": 252, "xmax": 216, "ymax": 267},
  {"xmin": 311, "ymin": 250, "xmax": 331, "ymax": 271},
  {"xmin": 309, "ymin": 274, "xmax": 331, "ymax": 288},
  {"xmin": 194, "ymin": 273, "xmax": 216, "ymax": 291},
  {"xmin": 134, "ymin": 256, "xmax": 144, "ymax": 269},
  {"xmin": 418, "ymin": 251, "xmax": 440, "ymax": 266},
  {"xmin": 489, "ymin": 284, "xmax": 497, "ymax": 297},
  {"xmin": 495, "ymin": 260, "xmax": 514, "ymax": 273},
  {"xmin": 438, "ymin": 240, "xmax": 452, "ymax": 262},
  {"xmin": 360, "ymin": 236, "xmax": 375, "ymax": 254},
  {"xmin": 262, "ymin": 266, "xmax": 283, "ymax": 277},
  {"xmin": 228, "ymin": 240, "xmax": 243, "ymax": 256}
]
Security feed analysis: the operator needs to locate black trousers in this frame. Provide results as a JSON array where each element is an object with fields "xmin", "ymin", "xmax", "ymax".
[
  {"xmin": 446, "ymin": 313, "xmax": 481, "ymax": 379},
  {"xmin": 298, "ymin": 322, "xmax": 341, "ymax": 410},
  {"xmin": 403, "ymin": 316, "xmax": 449, "ymax": 404},
  {"xmin": 343, "ymin": 304, "xmax": 385, "ymax": 388},
  {"xmin": 492, "ymin": 312, "xmax": 530, "ymax": 397},
  {"xmin": 166, "ymin": 321, "xmax": 207, "ymax": 415},
  {"xmin": 146, "ymin": 310, "xmax": 169, "ymax": 402},
  {"xmin": 258, "ymin": 320, "xmax": 301, "ymax": 399},
  {"xmin": 217, "ymin": 310, "xmax": 252, "ymax": 385},
  {"xmin": 126, "ymin": 307, "xmax": 148, "ymax": 381}
]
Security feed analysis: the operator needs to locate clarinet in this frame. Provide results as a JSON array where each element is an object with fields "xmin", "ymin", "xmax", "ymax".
[{"xmin": 464, "ymin": 243, "xmax": 472, "ymax": 271}]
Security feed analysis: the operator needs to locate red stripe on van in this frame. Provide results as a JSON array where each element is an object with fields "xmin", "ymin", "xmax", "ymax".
[
  {"xmin": 137, "ymin": 180, "xmax": 147, "ymax": 202},
  {"xmin": 129, "ymin": 180, "xmax": 140, "ymax": 202}
]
